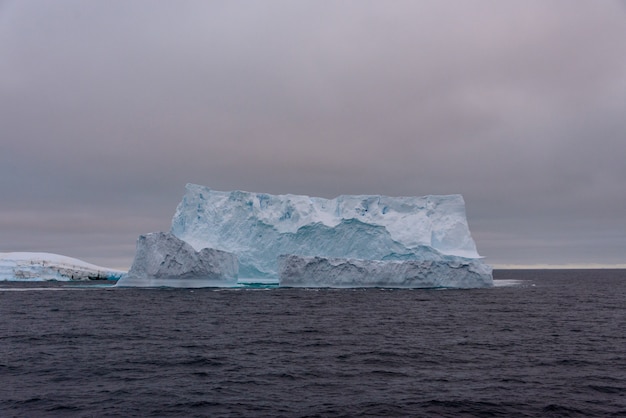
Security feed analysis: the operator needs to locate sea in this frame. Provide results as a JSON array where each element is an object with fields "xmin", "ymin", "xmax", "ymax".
[{"xmin": 1, "ymin": 269, "xmax": 625, "ymax": 417}]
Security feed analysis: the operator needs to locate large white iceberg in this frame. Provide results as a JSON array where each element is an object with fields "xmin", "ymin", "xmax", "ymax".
[
  {"xmin": 279, "ymin": 255, "xmax": 493, "ymax": 288},
  {"xmin": 116, "ymin": 232, "xmax": 238, "ymax": 288},
  {"xmin": 0, "ymin": 252, "xmax": 125, "ymax": 281},
  {"xmin": 171, "ymin": 184, "xmax": 490, "ymax": 286}
]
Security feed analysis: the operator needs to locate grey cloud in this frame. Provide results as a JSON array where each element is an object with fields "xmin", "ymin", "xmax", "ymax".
[{"xmin": 1, "ymin": 0, "xmax": 625, "ymax": 267}]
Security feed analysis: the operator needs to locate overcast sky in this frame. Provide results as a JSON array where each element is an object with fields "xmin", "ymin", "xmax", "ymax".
[{"xmin": 1, "ymin": 0, "xmax": 625, "ymax": 269}]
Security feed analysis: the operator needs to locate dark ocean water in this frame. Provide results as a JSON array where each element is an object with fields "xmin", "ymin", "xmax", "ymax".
[{"xmin": 1, "ymin": 270, "xmax": 625, "ymax": 417}]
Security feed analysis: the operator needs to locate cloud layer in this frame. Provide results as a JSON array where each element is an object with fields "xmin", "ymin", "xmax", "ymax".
[{"xmin": 2, "ymin": 1, "xmax": 625, "ymax": 268}]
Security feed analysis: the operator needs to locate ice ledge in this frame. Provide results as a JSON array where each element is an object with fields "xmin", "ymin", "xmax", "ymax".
[
  {"xmin": 116, "ymin": 232, "xmax": 238, "ymax": 288},
  {"xmin": 278, "ymin": 254, "xmax": 493, "ymax": 289}
]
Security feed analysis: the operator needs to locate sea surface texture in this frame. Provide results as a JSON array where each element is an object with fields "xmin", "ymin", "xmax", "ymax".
[{"xmin": 1, "ymin": 270, "xmax": 625, "ymax": 417}]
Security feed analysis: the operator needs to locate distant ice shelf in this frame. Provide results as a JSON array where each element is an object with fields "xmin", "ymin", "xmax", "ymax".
[{"xmin": 0, "ymin": 252, "xmax": 125, "ymax": 281}]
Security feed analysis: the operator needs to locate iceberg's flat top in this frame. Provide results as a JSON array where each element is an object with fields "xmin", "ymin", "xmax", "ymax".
[
  {"xmin": 0, "ymin": 252, "xmax": 126, "ymax": 281},
  {"xmin": 171, "ymin": 184, "xmax": 482, "ymax": 279},
  {"xmin": 175, "ymin": 185, "xmax": 478, "ymax": 256}
]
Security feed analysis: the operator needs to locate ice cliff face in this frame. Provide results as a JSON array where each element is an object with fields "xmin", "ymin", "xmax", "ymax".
[
  {"xmin": 279, "ymin": 255, "xmax": 493, "ymax": 288},
  {"xmin": 116, "ymin": 232, "xmax": 238, "ymax": 287},
  {"xmin": 171, "ymin": 184, "xmax": 484, "ymax": 279}
]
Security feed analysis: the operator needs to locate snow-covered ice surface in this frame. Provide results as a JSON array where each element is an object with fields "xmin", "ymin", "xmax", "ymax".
[
  {"xmin": 0, "ymin": 252, "xmax": 125, "ymax": 281},
  {"xmin": 279, "ymin": 255, "xmax": 493, "ymax": 288},
  {"xmin": 116, "ymin": 232, "xmax": 238, "ymax": 288},
  {"xmin": 171, "ymin": 184, "xmax": 486, "ymax": 280}
]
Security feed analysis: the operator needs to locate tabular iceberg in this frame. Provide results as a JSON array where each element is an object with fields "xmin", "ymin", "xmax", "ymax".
[
  {"xmin": 170, "ymin": 184, "xmax": 491, "ymax": 287},
  {"xmin": 116, "ymin": 232, "xmax": 238, "ymax": 288},
  {"xmin": 279, "ymin": 255, "xmax": 493, "ymax": 288},
  {"xmin": 0, "ymin": 252, "xmax": 125, "ymax": 281}
]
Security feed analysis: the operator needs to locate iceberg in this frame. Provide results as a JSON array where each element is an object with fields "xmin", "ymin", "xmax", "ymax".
[
  {"xmin": 0, "ymin": 252, "xmax": 125, "ymax": 281},
  {"xmin": 116, "ymin": 232, "xmax": 238, "ymax": 288},
  {"xmin": 279, "ymin": 255, "xmax": 493, "ymax": 288},
  {"xmin": 170, "ymin": 184, "xmax": 491, "ymax": 287}
]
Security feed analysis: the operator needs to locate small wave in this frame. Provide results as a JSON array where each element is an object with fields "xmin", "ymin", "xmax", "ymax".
[
  {"xmin": 587, "ymin": 384, "xmax": 626, "ymax": 394},
  {"xmin": 416, "ymin": 400, "xmax": 518, "ymax": 417},
  {"xmin": 542, "ymin": 403, "xmax": 590, "ymax": 416},
  {"xmin": 180, "ymin": 357, "xmax": 225, "ymax": 367}
]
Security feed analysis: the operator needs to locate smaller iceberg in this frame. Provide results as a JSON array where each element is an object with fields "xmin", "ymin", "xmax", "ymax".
[
  {"xmin": 0, "ymin": 252, "xmax": 125, "ymax": 281},
  {"xmin": 116, "ymin": 232, "xmax": 238, "ymax": 288},
  {"xmin": 278, "ymin": 254, "xmax": 493, "ymax": 288}
]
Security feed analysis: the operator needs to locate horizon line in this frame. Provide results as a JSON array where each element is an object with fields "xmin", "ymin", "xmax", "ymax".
[{"xmin": 492, "ymin": 263, "xmax": 626, "ymax": 270}]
